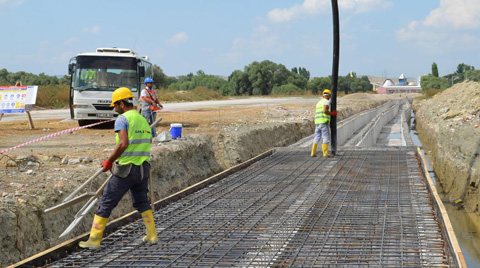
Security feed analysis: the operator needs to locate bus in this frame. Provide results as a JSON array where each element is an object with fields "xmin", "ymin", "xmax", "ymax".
[{"xmin": 68, "ymin": 48, "xmax": 153, "ymax": 126}]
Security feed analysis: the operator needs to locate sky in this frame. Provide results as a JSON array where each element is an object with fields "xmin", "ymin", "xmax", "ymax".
[{"xmin": 2, "ymin": 0, "xmax": 480, "ymax": 79}]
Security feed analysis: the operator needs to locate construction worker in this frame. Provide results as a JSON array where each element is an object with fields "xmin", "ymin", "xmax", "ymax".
[
  {"xmin": 311, "ymin": 89, "xmax": 337, "ymax": 157},
  {"xmin": 82, "ymin": 69, "xmax": 97, "ymax": 84},
  {"xmin": 141, "ymin": 77, "xmax": 162, "ymax": 138},
  {"xmin": 79, "ymin": 87, "xmax": 157, "ymax": 249}
]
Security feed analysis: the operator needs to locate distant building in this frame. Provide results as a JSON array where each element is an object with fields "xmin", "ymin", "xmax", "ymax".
[{"xmin": 376, "ymin": 74, "xmax": 422, "ymax": 94}]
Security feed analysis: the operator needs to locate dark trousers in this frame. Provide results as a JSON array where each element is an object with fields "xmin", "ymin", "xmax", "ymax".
[{"xmin": 96, "ymin": 162, "xmax": 151, "ymax": 218}]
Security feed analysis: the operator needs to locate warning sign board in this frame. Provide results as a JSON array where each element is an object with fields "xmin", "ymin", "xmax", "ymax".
[{"xmin": 0, "ymin": 86, "xmax": 38, "ymax": 113}]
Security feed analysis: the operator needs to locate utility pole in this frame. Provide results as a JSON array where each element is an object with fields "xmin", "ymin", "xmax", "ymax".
[{"xmin": 330, "ymin": 0, "xmax": 340, "ymax": 156}]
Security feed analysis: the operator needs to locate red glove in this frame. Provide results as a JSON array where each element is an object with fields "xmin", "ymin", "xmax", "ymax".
[
  {"xmin": 101, "ymin": 159, "xmax": 112, "ymax": 172},
  {"xmin": 331, "ymin": 110, "xmax": 338, "ymax": 117}
]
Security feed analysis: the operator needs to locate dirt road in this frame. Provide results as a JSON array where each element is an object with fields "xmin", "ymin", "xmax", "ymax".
[{"xmin": 0, "ymin": 97, "xmax": 318, "ymax": 122}]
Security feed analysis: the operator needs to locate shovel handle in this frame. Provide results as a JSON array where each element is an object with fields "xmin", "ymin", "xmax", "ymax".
[
  {"xmin": 63, "ymin": 168, "xmax": 104, "ymax": 202},
  {"xmin": 74, "ymin": 174, "xmax": 112, "ymax": 218}
]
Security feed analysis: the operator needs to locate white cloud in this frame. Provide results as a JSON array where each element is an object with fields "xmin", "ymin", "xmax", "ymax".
[
  {"xmin": 83, "ymin": 26, "xmax": 101, "ymax": 34},
  {"xmin": 424, "ymin": 0, "xmax": 480, "ymax": 29},
  {"xmin": 396, "ymin": 0, "xmax": 480, "ymax": 53},
  {"xmin": 267, "ymin": 0, "xmax": 392, "ymax": 23},
  {"xmin": 168, "ymin": 32, "xmax": 189, "ymax": 46},
  {"xmin": 64, "ymin": 37, "xmax": 80, "ymax": 46},
  {"xmin": 217, "ymin": 26, "xmax": 290, "ymax": 64},
  {"xmin": 0, "ymin": 0, "xmax": 24, "ymax": 12},
  {"xmin": 339, "ymin": 0, "xmax": 393, "ymax": 13}
]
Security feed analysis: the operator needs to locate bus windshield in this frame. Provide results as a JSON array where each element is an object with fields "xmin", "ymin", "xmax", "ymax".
[{"xmin": 73, "ymin": 56, "xmax": 139, "ymax": 92}]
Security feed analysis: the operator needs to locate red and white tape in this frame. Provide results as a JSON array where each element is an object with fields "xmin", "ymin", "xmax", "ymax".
[{"xmin": 0, "ymin": 119, "xmax": 114, "ymax": 155}]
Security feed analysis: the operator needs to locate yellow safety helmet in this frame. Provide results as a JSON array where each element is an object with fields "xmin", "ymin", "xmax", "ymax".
[
  {"xmin": 110, "ymin": 87, "xmax": 134, "ymax": 107},
  {"xmin": 323, "ymin": 89, "xmax": 331, "ymax": 95}
]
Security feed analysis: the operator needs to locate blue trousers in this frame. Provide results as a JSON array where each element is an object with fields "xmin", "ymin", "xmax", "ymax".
[
  {"xmin": 142, "ymin": 110, "xmax": 156, "ymax": 138},
  {"xmin": 96, "ymin": 162, "xmax": 151, "ymax": 218}
]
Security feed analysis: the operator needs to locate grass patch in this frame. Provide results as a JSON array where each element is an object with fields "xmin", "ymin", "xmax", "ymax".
[
  {"xmin": 36, "ymin": 85, "xmax": 70, "ymax": 108},
  {"xmin": 417, "ymin": 89, "xmax": 442, "ymax": 100}
]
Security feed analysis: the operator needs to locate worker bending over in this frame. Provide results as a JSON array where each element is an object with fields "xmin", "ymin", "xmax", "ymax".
[
  {"xmin": 79, "ymin": 87, "xmax": 157, "ymax": 249},
  {"xmin": 311, "ymin": 89, "xmax": 337, "ymax": 157}
]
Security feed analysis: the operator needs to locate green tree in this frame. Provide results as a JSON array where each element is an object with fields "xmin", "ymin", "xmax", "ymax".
[
  {"xmin": 298, "ymin": 67, "xmax": 310, "ymax": 80},
  {"xmin": 153, "ymin": 65, "xmax": 169, "ymax": 88},
  {"xmin": 272, "ymin": 83, "xmax": 303, "ymax": 95},
  {"xmin": 227, "ymin": 70, "xmax": 251, "ymax": 95},
  {"xmin": 288, "ymin": 72, "xmax": 308, "ymax": 89},
  {"xmin": 421, "ymin": 74, "xmax": 449, "ymax": 90},
  {"xmin": 454, "ymin": 63, "xmax": 475, "ymax": 81},
  {"xmin": 465, "ymin": 69, "xmax": 480, "ymax": 81},
  {"xmin": 308, "ymin": 77, "xmax": 331, "ymax": 95},
  {"xmin": 432, "ymin": 62, "xmax": 439, "ymax": 77}
]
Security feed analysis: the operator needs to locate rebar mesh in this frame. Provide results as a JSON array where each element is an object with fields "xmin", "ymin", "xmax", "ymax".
[{"xmin": 45, "ymin": 148, "xmax": 457, "ymax": 267}]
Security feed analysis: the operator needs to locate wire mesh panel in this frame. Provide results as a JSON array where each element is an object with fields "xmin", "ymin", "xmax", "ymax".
[{"xmin": 46, "ymin": 148, "xmax": 457, "ymax": 268}]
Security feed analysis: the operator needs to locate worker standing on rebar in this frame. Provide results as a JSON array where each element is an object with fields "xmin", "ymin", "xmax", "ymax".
[
  {"xmin": 79, "ymin": 87, "xmax": 157, "ymax": 249},
  {"xmin": 141, "ymin": 77, "xmax": 162, "ymax": 138},
  {"xmin": 311, "ymin": 89, "xmax": 337, "ymax": 157}
]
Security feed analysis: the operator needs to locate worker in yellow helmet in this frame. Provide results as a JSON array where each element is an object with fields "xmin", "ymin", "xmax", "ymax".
[
  {"xmin": 311, "ymin": 89, "xmax": 337, "ymax": 157},
  {"xmin": 79, "ymin": 87, "xmax": 157, "ymax": 249}
]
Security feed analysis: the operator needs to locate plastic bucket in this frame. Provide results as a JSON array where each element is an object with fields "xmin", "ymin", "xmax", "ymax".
[{"xmin": 170, "ymin": 123, "xmax": 182, "ymax": 139}]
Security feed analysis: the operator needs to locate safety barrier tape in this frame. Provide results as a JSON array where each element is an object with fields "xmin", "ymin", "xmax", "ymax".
[{"xmin": 0, "ymin": 119, "xmax": 114, "ymax": 155}]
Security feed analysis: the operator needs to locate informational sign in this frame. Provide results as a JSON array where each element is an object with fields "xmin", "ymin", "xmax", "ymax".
[{"xmin": 0, "ymin": 85, "xmax": 38, "ymax": 113}]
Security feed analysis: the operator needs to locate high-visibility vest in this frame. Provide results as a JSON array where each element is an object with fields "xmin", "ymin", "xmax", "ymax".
[
  {"xmin": 115, "ymin": 110, "xmax": 151, "ymax": 165},
  {"xmin": 314, "ymin": 98, "xmax": 331, "ymax": 125},
  {"xmin": 84, "ymin": 70, "xmax": 97, "ymax": 83}
]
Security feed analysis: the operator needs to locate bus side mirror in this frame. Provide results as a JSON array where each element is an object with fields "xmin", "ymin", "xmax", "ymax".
[
  {"xmin": 68, "ymin": 63, "xmax": 75, "ymax": 75},
  {"xmin": 139, "ymin": 66, "xmax": 145, "ymax": 77}
]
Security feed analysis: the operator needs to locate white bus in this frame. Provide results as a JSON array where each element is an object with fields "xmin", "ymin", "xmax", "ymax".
[{"xmin": 68, "ymin": 48, "xmax": 153, "ymax": 126}]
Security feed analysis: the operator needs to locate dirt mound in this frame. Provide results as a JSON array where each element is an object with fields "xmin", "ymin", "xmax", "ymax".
[{"xmin": 413, "ymin": 81, "xmax": 480, "ymax": 213}]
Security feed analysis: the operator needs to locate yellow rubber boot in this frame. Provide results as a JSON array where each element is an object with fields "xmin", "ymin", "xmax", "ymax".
[
  {"xmin": 311, "ymin": 142, "xmax": 318, "ymax": 157},
  {"xmin": 141, "ymin": 210, "xmax": 158, "ymax": 243},
  {"xmin": 79, "ymin": 214, "xmax": 108, "ymax": 249},
  {"xmin": 322, "ymin": 143, "xmax": 329, "ymax": 157}
]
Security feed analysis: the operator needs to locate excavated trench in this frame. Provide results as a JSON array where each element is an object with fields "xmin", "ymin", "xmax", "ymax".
[
  {"xmin": 8, "ymin": 96, "xmax": 474, "ymax": 267},
  {"xmin": 412, "ymin": 82, "xmax": 480, "ymax": 268},
  {"xmin": 11, "ymin": 98, "xmax": 467, "ymax": 268},
  {"xmin": 1, "ymin": 100, "xmax": 385, "ymax": 267}
]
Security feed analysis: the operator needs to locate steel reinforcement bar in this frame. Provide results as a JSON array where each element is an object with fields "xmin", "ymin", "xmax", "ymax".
[{"xmin": 13, "ymin": 148, "xmax": 461, "ymax": 267}]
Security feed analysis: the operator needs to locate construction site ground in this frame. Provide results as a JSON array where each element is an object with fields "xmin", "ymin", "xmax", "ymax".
[
  {"xmin": 0, "ymin": 93, "xmax": 407, "ymax": 199},
  {"xmin": 0, "ymin": 93, "xmax": 413, "ymax": 267}
]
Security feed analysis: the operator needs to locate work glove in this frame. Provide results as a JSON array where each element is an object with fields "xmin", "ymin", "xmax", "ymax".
[
  {"xmin": 331, "ymin": 110, "xmax": 338, "ymax": 117},
  {"xmin": 156, "ymin": 103, "xmax": 163, "ymax": 110},
  {"xmin": 101, "ymin": 159, "xmax": 113, "ymax": 172}
]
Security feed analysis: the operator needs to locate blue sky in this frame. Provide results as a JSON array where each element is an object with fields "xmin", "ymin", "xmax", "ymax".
[{"xmin": 2, "ymin": 0, "xmax": 480, "ymax": 79}]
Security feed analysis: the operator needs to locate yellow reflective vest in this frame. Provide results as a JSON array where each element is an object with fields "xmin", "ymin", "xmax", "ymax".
[
  {"xmin": 115, "ymin": 110, "xmax": 151, "ymax": 165},
  {"xmin": 314, "ymin": 98, "xmax": 331, "ymax": 125},
  {"xmin": 83, "ymin": 70, "xmax": 97, "ymax": 83}
]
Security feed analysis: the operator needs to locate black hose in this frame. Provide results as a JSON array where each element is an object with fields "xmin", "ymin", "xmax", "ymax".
[{"xmin": 330, "ymin": 0, "xmax": 340, "ymax": 155}]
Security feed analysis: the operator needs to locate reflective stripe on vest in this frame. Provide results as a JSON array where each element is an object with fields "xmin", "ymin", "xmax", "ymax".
[
  {"xmin": 115, "ymin": 110, "xmax": 151, "ymax": 165},
  {"xmin": 314, "ymin": 98, "xmax": 331, "ymax": 125}
]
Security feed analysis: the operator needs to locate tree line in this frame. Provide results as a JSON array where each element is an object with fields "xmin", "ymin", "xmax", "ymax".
[
  {"xmin": 153, "ymin": 60, "xmax": 372, "ymax": 96},
  {"xmin": 421, "ymin": 62, "xmax": 480, "ymax": 90},
  {"xmin": 1, "ymin": 60, "xmax": 374, "ymax": 95}
]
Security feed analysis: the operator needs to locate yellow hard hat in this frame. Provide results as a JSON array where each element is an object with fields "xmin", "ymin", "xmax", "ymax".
[
  {"xmin": 323, "ymin": 89, "xmax": 331, "ymax": 95},
  {"xmin": 110, "ymin": 87, "xmax": 134, "ymax": 107}
]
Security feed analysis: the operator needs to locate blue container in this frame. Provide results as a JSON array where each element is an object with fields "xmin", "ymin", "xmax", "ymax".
[{"xmin": 170, "ymin": 123, "xmax": 182, "ymax": 139}]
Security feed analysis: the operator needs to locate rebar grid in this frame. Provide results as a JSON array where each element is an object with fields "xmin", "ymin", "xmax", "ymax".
[{"xmin": 46, "ymin": 149, "xmax": 457, "ymax": 267}]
